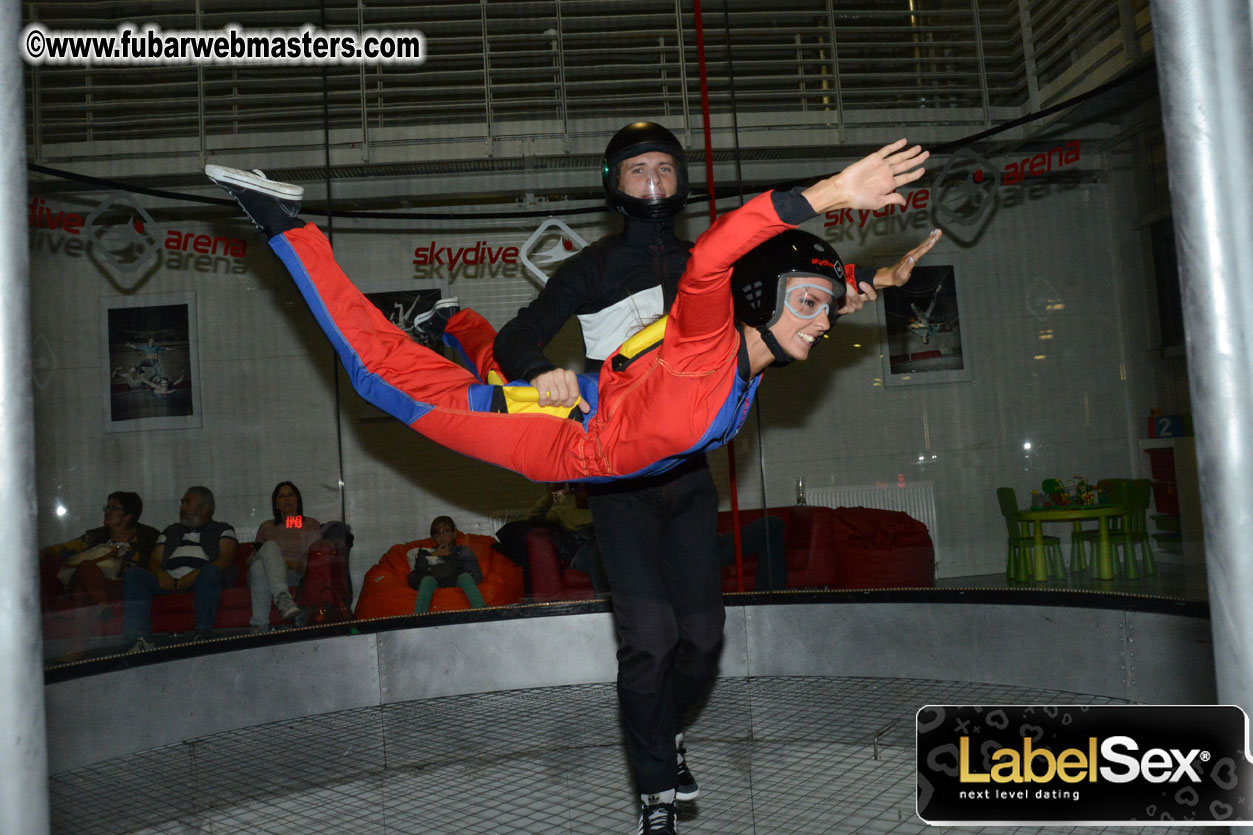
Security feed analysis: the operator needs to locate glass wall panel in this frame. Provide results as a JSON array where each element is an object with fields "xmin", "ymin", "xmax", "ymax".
[{"xmin": 25, "ymin": 0, "xmax": 1201, "ymax": 677}]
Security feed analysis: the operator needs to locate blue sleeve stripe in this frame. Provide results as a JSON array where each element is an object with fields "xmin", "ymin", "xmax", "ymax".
[
  {"xmin": 466, "ymin": 384, "xmax": 497, "ymax": 412},
  {"xmin": 269, "ymin": 234, "xmax": 434, "ymax": 425},
  {"xmin": 442, "ymin": 332, "xmax": 477, "ymax": 380}
]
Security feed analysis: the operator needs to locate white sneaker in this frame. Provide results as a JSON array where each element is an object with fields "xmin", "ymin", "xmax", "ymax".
[
  {"xmin": 125, "ymin": 637, "xmax": 155, "ymax": 654},
  {"xmin": 276, "ymin": 592, "xmax": 301, "ymax": 619},
  {"xmin": 637, "ymin": 792, "xmax": 678, "ymax": 834},
  {"xmin": 276, "ymin": 592, "xmax": 310, "ymax": 627},
  {"xmin": 205, "ymin": 164, "xmax": 303, "ymax": 236},
  {"xmin": 204, "ymin": 165, "xmax": 303, "ymax": 200}
]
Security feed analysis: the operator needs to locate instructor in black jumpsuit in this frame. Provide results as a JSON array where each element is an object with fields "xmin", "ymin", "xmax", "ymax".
[{"xmin": 493, "ymin": 122, "xmax": 716, "ymax": 835}]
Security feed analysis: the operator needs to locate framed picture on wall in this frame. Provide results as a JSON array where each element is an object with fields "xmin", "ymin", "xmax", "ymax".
[
  {"xmin": 364, "ymin": 285, "xmax": 444, "ymax": 342},
  {"xmin": 875, "ymin": 264, "xmax": 971, "ymax": 387},
  {"xmin": 357, "ymin": 282, "xmax": 444, "ymax": 422},
  {"xmin": 101, "ymin": 291, "xmax": 202, "ymax": 432}
]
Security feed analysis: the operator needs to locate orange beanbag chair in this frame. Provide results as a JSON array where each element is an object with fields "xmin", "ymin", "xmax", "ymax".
[{"xmin": 354, "ymin": 531, "xmax": 523, "ymax": 618}]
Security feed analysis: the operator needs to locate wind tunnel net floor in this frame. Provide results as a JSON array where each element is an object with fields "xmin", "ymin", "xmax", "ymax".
[{"xmin": 51, "ymin": 676, "xmax": 1205, "ymax": 835}]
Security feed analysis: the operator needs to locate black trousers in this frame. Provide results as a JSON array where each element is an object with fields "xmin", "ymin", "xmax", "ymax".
[{"xmin": 588, "ymin": 458, "xmax": 725, "ymax": 794}]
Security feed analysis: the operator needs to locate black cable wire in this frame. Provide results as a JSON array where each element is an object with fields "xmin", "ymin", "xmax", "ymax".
[
  {"xmin": 766, "ymin": 59, "xmax": 1157, "ymax": 192},
  {"xmin": 25, "ymin": 162, "xmax": 607, "ymax": 219},
  {"xmin": 27, "ymin": 60, "xmax": 1154, "ymax": 222},
  {"xmin": 319, "ymin": 0, "xmax": 349, "ymax": 531},
  {"xmin": 718, "ymin": 0, "xmax": 777, "ymax": 570},
  {"xmin": 721, "ymin": 1, "xmax": 747, "ymax": 210},
  {"xmin": 929, "ymin": 60, "xmax": 1154, "ymax": 155}
]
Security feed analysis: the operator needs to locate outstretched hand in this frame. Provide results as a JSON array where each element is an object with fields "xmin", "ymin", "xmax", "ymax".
[
  {"xmin": 874, "ymin": 229, "xmax": 943, "ymax": 289},
  {"xmin": 802, "ymin": 139, "xmax": 929, "ymax": 214},
  {"xmin": 835, "ymin": 228, "xmax": 942, "ymax": 315}
]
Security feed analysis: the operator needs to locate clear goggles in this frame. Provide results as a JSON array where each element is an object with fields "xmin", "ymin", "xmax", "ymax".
[{"xmin": 782, "ymin": 280, "xmax": 837, "ymax": 320}]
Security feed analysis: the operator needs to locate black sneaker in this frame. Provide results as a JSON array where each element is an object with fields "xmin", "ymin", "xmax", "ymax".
[
  {"xmin": 413, "ymin": 297, "xmax": 461, "ymax": 340},
  {"xmin": 675, "ymin": 733, "xmax": 698, "ymax": 801},
  {"xmin": 637, "ymin": 796, "xmax": 677, "ymax": 834},
  {"xmin": 205, "ymin": 164, "xmax": 304, "ymax": 238}
]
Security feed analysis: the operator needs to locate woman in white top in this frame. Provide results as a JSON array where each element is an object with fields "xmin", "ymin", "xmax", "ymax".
[{"xmin": 248, "ymin": 481, "xmax": 321, "ymax": 631}]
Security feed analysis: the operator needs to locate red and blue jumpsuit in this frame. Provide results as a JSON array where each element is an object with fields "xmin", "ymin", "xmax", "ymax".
[{"xmin": 265, "ymin": 188, "xmax": 812, "ymax": 486}]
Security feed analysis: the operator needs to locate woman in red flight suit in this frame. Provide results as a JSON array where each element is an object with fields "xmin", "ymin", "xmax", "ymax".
[{"xmin": 205, "ymin": 140, "xmax": 935, "ymax": 485}]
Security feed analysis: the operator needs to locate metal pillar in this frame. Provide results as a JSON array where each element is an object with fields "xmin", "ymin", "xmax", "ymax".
[
  {"xmin": 1150, "ymin": 1, "xmax": 1253, "ymax": 713},
  {"xmin": 0, "ymin": 0, "xmax": 50, "ymax": 831}
]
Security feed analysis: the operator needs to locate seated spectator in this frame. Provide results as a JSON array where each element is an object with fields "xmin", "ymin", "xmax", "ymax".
[
  {"xmin": 40, "ymin": 491, "xmax": 159, "ymax": 661},
  {"xmin": 528, "ymin": 483, "xmax": 607, "ymax": 593},
  {"xmin": 529, "ymin": 482, "xmax": 592, "ymax": 529},
  {"xmin": 122, "ymin": 485, "xmax": 236, "ymax": 651},
  {"xmin": 718, "ymin": 514, "xmax": 788, "ymax": 591},
  {"xmin": 41, "ymin": 491, "xmax": 159, "ymax": 609},
  {"xmin": 356, "ymin": 527, "xmax": 521, "ymax": 618},
  {"xmin": 247, "ymin": 481, "xmax": 320, "ymax": 632},
  {"xmin": 408, "ymin": 515, "xmax": 486, "ymax": 614}
]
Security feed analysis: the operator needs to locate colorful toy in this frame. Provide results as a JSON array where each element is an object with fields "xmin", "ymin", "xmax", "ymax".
[{"xmin": 1039, "ymin": 475, "xmax": 1102, "ymax": 507}]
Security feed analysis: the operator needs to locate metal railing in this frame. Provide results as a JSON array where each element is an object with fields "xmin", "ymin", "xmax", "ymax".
[{"xmin": 23, "ymin": 0, "xmax": 1149, "ymax": 161}]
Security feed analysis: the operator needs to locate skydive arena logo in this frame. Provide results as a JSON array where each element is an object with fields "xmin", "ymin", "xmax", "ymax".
[
  {"xmin": 83, "ymin": 191, "xmax": 162, "ymax": 278},
  {"xmin": 918, "ymin": 705, "xmax": 1253, "ymax": 824},
  {"xmin": 31, "ymin": 192, "xmax": 251, "ymax": 286}
]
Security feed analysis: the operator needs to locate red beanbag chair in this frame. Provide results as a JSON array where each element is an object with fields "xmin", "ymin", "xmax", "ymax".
[{"xmin": 354, "ymin": 531, "xmax": 523, "ymax": 618}]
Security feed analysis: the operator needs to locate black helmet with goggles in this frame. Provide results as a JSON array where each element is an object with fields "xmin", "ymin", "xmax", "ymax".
[
  {"xmin": 730, "ymin": 229, "xmax": 846, "ymax": 328},
  {"xmin": 729, "ymin": 229, "xmax": 846, "ymax": 366}
]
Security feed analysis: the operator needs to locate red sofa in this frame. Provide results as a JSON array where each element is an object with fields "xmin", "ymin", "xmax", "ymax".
[
  {"xmin": 717, "ymin": 505, "xmax": 934, "ymax": 591},
  {"xmin": 41, "ymin": 539, "xmax": 353, "ymax": 641},
  {"xmin": 354, "ymin": 531, "xmax": 524, "ymax": 617},
  {"xmin": 527, "ymin": 526, "xmax": 598, "ymax": 601},
  {"xmin": 527, "ymin": 504, "xmax": 935, "ymax": 599}
]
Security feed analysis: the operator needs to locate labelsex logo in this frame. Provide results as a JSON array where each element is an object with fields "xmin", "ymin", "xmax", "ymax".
[{"xmin": 960, "ymin": 735, "xmax": 1206, "ymax": 785}]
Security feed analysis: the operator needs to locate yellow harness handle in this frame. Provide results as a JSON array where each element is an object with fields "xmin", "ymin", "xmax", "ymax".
[
  {"xmin": 497, "ymin": 382, "xmax": 581, "ymax": 416},
  {"xmin": 500, "ymin": 386, "xmax": 558, "ymax": 405},
  {"xmin": 489, "ymin": 317, "xmax": 668, "ymax": 414}
]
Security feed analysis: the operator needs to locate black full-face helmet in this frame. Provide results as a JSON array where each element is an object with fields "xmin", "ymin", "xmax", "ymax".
[
  {"xmin": 602, "ymin": 121, "xmax": 688, "ymax": 220},
  {"xmin": 731, "ymin": 229, "xmax": 847, "ymax": 328}
]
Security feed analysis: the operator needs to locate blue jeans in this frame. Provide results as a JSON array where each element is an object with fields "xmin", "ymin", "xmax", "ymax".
[{"xmin": 122, "ymin": 564, "xmax": 224, "ymax": 640}]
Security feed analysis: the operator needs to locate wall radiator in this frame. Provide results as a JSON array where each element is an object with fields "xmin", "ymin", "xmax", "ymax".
[
  {"xmin": 487, "ymin": 509, "xmax": 528, "ymax": 535},
  {"xmin": 806, "ymin": 481, "xmax": 940, "ymax": 565}
]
